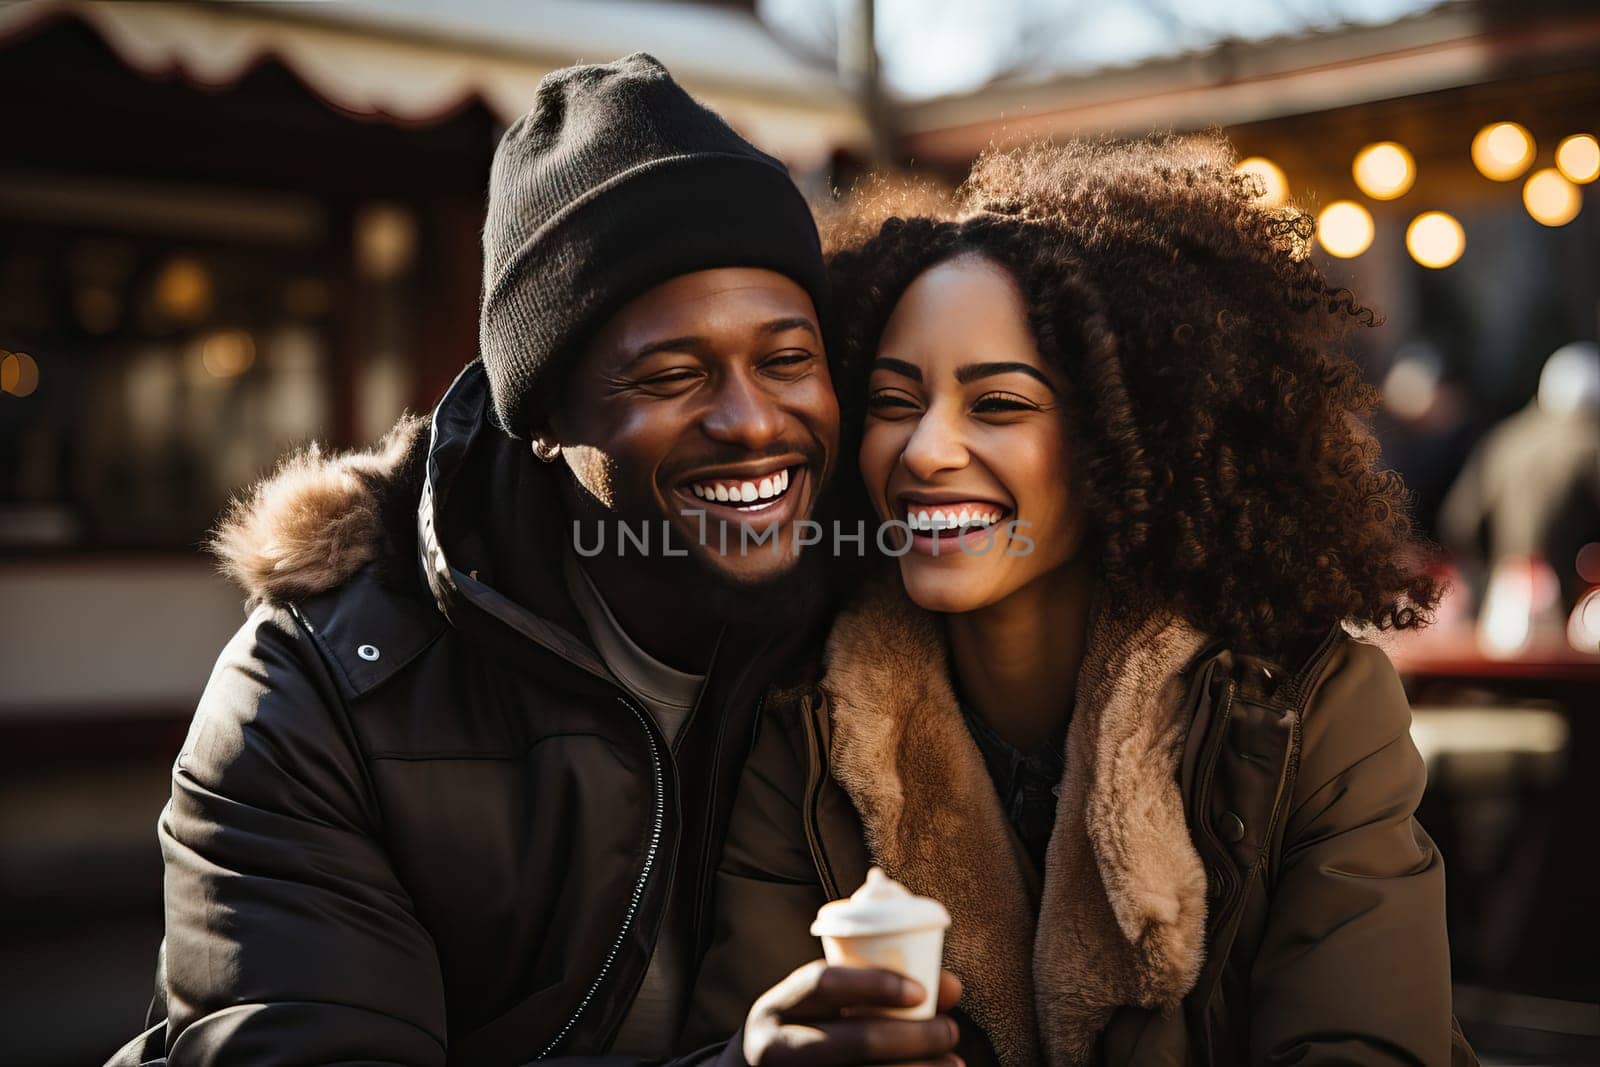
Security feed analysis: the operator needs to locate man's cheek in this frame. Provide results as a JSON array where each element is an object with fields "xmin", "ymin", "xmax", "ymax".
[
  {"xmin": 561, "ymin": 444, "xmax": 620, "ymax": 508},
  {"xmin": 795, "ymin": 381, "xmax": 841, "ymax": 437}
]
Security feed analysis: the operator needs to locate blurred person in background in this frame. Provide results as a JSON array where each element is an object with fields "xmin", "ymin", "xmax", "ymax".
[
  {"xmin": 109, "ymin": 54, "xmax": 963, "ymax": 1067},
  {"xmin": 690, "ymin": 136, "xmax": 1475, "ymax": 1066},
  {"xmin": 1440, "ymin": 341, "xmax": 1600, "ymax": 645}
]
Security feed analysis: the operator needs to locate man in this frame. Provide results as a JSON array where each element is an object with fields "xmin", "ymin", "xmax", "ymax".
[{"xmin": 108, "ymin": 55, "xmax": 961, "ymax": 1065}]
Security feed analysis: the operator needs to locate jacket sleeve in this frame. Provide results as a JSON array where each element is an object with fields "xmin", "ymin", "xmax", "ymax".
[
  {"xmin": 159, "ymin": 604, "xmax": 449, "ymax": 1066},
  {"xmin": 680, "ymin": 697, "xmax": 831, "ymax": 1049},
  {"xmin": 1247, "ymin": 639, "xmax": 1460, "ymax": 1066}
]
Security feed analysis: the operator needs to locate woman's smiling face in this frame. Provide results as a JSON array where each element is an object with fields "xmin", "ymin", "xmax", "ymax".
[{"xmin": 859, "ymin": 252, "xmax": 1089, "ymax": 614}]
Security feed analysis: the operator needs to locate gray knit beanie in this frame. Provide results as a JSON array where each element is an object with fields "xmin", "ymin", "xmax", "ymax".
[{"xmin": 479, "ymin": 52, "xmax": 830, "ymax": 437}]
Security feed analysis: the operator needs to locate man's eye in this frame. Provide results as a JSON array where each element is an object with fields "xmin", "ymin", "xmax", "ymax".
[
  {"xmin": 645, "ymin": 370, "xmax": 698, "ymax": 384},
  {"xmin": 637, "ymin": 371, "xmax": 700, "ymax": 393},
  {"xmin": 763, "ymin": 351, "xmax": 816, "ymax": 373},
  {"xmin": 972, "ymin": 393, "xmax": 1037, "ymax": 414}
]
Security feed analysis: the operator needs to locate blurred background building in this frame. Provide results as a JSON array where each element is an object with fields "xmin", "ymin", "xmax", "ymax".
[{"xmin": 1, "ymin": 1, "xmax": 1596, "ymax": 1063}]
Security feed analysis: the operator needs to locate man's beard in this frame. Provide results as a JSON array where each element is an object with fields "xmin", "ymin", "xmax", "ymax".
[
  {"xmin": 686, "ymin": 542, "xmax": 820, "ymax": 628},
  {"xmin": 559, "ymin": 481, "xmax": 824, "ymax": 631}
]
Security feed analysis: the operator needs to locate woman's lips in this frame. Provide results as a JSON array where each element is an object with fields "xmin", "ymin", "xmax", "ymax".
[
  {"xmin": 894, "ymin": 500, "xmax": 1017, "ymax": 557},
  {"xmin": 901, "ymin": 502, "xmax": 1007, "ymax": 532}
]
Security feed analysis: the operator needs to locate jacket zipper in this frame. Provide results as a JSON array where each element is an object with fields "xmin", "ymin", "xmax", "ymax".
[
  {"xmin": 538, "ymin": 695, "xmax": 666, "ymax": 1058},
  {"xmin": 799, "ymin": 693, "xmax": 842, "ymax": 900}
]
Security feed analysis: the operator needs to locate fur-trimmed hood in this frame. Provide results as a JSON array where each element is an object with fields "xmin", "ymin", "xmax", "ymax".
[
  {"xmin": 820, "ymin": 578, "xmax": 1211, "ymax": 1066},
  {"xmin": 209, "ymin": 414, "xmax": 432, "ymax": 607}
]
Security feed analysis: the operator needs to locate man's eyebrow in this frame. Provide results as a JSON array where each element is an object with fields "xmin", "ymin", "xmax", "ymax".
[
  {"xmin": 621, "ymin": 317, "xmax": 819, "ymax": 367},
  {"xmin": 760, "ymin": 316, "xmax": 820, "ymax": 339},
  {"xmin": 622, "ymin": 335, "xmax": 704, "ymax": 366},
  {"xmin": 871, "ymin": 356, "xmax": 922, "ymax": 382},
  {"xmin": 955, "ymin": 361, "xmax": 1057, "ymax": 391}
]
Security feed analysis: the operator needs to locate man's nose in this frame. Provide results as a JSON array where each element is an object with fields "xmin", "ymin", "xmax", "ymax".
[{"xmin": 701, "ymin": 371, "xmax": 783, "ymax": 450}]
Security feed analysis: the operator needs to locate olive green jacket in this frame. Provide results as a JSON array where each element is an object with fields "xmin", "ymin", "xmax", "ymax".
[{"xmin": 686, "ymin": 578, "xmax": 1476, "ymax": 1066}]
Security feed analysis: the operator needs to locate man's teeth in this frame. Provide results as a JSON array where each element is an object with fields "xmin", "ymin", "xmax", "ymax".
[
  {"xmin": 689, "ymin": 467, "xmax": 792, "ymax": 504},
  {"xmin": 906, "ymin": 506, "xmax": 1004, "ymax": 531}
]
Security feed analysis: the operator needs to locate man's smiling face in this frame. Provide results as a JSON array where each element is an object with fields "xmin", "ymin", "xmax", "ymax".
[{"xmin": 542, "ymin": 267, "xmax": 839, "ymax": 587}]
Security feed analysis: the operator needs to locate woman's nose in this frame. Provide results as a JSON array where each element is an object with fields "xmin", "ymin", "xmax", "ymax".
[{"xmin": 900, "ymin": 406, "xmax": 969, "ymax": 480}]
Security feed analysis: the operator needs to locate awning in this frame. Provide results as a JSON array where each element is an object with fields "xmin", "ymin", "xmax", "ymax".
[{"xmin": 0, "ymin": 0, "xmax": 868, "ymax": 169}]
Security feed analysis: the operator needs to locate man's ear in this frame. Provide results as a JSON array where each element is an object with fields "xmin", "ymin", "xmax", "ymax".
[{"xmin": 527, "ymin": 409, "xmax": 563, "ymax": 463}]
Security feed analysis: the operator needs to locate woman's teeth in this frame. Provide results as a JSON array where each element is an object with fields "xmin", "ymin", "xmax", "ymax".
[
  {"xmin": 689, "ymin": 467, "xmax": 792, "ymax": 506},
  {"xmin": 906, "ymin": 506, "xmax": 1004, "ymax": 532}
]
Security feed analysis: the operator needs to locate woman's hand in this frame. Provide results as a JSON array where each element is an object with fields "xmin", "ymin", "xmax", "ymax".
[{"xmin": 726, "ymin": 961, "xmax": 964, "ymax": 1067}]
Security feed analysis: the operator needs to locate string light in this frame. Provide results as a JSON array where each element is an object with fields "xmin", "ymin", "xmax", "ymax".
[
  {"xmin": 1, "ymin": 351, "xmax": 40, "ymax": 397},
  {"xmin": 1353, "ymin": 142, "xmax": 1415, "ymax": 200},
  {"xmin": 1555, "ymin": 134, "xmax": 1599, "ymax": 185},
  {"xmin": 1406, "ymin": 211, "xmax": 1465, "ymax": 268},
  {"xmin": 1234, "ymin": 157, "xmax": 1289, "ymax": 207},
  {"xmin": 1316, "ymin": 201, "xmax": 1375, "ymax": 258},
  {"xmin": 1472, "ymin": 122, "xmax": 1535, "ymax": 182},
  {"xmin": 1524, "ymin": 168, "xmax": 1582, "ymax": 227}
]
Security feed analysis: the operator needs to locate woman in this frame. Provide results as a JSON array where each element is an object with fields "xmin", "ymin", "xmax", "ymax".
[{"xmin": 687, "ymin": 136, "xmax": 1472, "ymax": 1065}]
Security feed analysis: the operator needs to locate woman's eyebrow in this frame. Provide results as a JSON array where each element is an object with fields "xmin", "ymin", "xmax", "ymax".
[
  {"xmin": 871, "ymin": 356, "xmax": 922, "ymax": 382},
  {"xmin": 955, "ymin": 361, "xmax": 1057, "ymax": 392}
]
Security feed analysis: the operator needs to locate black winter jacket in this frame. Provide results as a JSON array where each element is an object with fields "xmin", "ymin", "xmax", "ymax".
[{"xmin": 109, "ymin": 363, "xmax": 826, "ymax": 1065}]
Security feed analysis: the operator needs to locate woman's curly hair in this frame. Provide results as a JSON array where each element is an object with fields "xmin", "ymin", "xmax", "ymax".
[{"xmin": 826, "ymin": 133, "xmax": 1441, "ymax": 656}]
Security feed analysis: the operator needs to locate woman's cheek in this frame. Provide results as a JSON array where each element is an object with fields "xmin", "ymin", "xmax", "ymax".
[{"xmin": 1005, "ymin": 430, "xmax": 1072, "ymax": 555}]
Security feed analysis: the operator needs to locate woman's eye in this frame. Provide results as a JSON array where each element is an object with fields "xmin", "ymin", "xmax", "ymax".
[
  {"xmin": 972, "ymin": 393, "xmax": 1038, "ymax": 414},
  {"xmin": 866, "ymin": 392, "xmax": 920, "ymax": 413}
]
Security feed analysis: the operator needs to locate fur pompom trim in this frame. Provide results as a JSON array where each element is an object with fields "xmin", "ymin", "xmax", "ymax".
[{"xmin": 209, "ymin": 414, "xmax": 428, "ymax": 606}]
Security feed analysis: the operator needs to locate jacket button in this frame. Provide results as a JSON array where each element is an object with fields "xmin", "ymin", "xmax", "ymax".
[
  {"xmin": 1217, "ymin": 811, "xmax": 1246, "ymax": 843},
  {"xmin": 357, "ymin": 644, "xmax": 381, "ymax": 662}
]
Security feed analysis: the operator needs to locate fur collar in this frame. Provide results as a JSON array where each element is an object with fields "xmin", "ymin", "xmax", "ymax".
[
  {"xmin": 822, "ymin": 578, "xmax": 1210, "ymax": 1066},
  {"xmin": 209, "ymin": 414, "xmax": 430, "ymax": 606}
]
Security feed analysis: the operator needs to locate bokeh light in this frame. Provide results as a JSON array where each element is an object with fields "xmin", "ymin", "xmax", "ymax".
[
  {"xmin": 1523, "ymin": 168, "xmax": 1582, "ymax": 226},
  {"xmin": 1316, "ymin": 200, "xmax": 1374, "ymax": 258},
  {"xmin": 154, "ymin": 256, "xmax": 213, "ymax": 323},
  {"xmin": 1568, "ymin": 589, "xmax": 1600, "ymax": 655},
  {"xmin": 1, "ymin": 350, "xmax": 40, "ymax": 397},
  {"xmin": 1555, "ymin": 134, "xmax": 1600, "ymax": 184},
  {"xmin": 1383, "ymin": 351, "xmax": 1442, "ymax": 421},
  {"xmin": 1406, "ymin": 211, "xmax": 1465, "ymax": 268},
  {"xmin": 1353, "ymin": 141, "xmax": 1415, "ymax": 200},
  {"xmin": 355, "ymin": 204, "xmax": 419, "ymax": 281},
  {"xmin": 1471, "ymin": 122, "xmax": 1535, "ymax": 181},
  {"xmin": 200, "ymin": 330, "xmax": 256, "ymax": 379},
  {"xmin": 1234, "ymin": 157, "xmax": 1288, "ymax": 207},
  {"xmin": 1576, "ymin": 543, "xmax": 1600, "ymax": 585}
]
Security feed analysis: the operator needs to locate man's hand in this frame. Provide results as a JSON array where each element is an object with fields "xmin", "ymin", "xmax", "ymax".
[{"xmin": 731, "ymin": 960, "xmax": 964, "ymax": 1067}]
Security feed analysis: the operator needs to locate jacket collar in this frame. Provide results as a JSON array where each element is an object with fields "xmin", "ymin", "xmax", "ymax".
[
  {"xmin": 210, "ymin": 410, "xmax": 429, "ymax": 609},
  {"xmin": 418, "ymin": 361, "xmax": 609, "ymax": 680},
  {"xmin": 820, "ymin": 574, "xmax": 1212, "ymax": 1066},
  {"xmin": 207, "ymin": 356, "xmax": 610, "ymax": 682}
]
